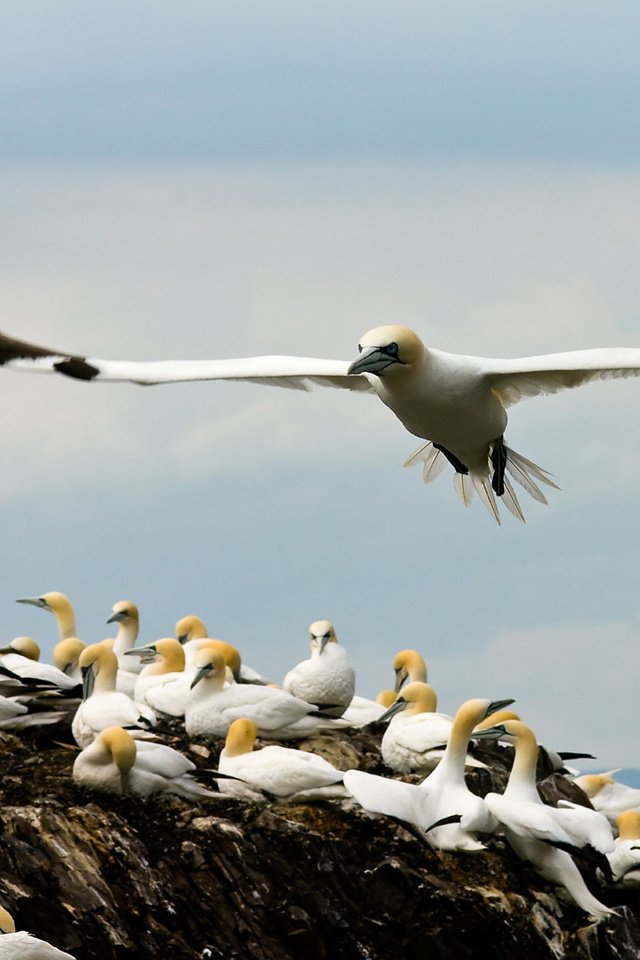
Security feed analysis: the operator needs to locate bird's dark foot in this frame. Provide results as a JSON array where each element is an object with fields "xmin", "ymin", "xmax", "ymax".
[
  {"xmin": 433, "ymin": 443, "xmax": 469, "ymax": 475},
  {"xmin": 490, "ymin": 436, "xmax": 507, "ymax": 496}
]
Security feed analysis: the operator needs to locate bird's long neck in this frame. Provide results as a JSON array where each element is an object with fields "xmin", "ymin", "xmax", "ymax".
[
  {"xmin": 113, "ymin": 620, "xmax": 139, "ymax": 656},
  {"xmin": 56, "ymin": 604, "xmax": 77, "ymax": 641},
  {"xmin": 504, "ymin": 730, "xmax": 541, "ymax": 802}
]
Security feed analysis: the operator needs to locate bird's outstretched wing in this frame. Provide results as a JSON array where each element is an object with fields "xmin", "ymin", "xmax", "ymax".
[
  {"xmin": 477, "ymin": 348, "xmax": 640, "ymax": 407},
  {"xmin": 0, "ymin": 330, "xmax": 375, "ymax": 393}
]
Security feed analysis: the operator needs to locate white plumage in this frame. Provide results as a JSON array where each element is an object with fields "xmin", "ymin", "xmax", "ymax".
[
  {"xmin": 283, "ymin": 620, "xmax": 355, "ymax": 718},
  {"xmin": 73, "ymin": 726, "xmax": 215, "ymax": 799},
  {"xmin": 218, "ymin": 718, "xmax": 345, "ymax": 799},
  {"xmin": 345, "ymin": 697, "xmax": 511, "ymax": 851},
  {"xmin": 72, "ymin": 643, "xmax": 155, "ymax": 747},
  {"xmin": 6, "ymin": 324, "xmax": 640, "ymax": 520},
  {"xmin": 185, "ymin": 648, "xmax": 343, "ymax": 740},
  {"xmin": 0, "ymin": 905, "xmax": 75, "ymax": 959},
  {"xmin": 474, "ymin": 719, "xmax": 615, "ymax": 920}
]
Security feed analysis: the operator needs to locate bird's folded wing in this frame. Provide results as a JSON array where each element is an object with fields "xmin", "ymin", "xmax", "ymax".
[
  {"xmin": 481, "ymin": 348, "xmax": 640, "ymax": 407},
  {"xmin": 0, "ymin": 330, "xmax": 374, "ymax": 392}
]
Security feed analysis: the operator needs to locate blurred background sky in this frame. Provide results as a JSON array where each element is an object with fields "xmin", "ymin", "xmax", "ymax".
[{"xmin": 1, "ymin": 1, "xmax": 639, "ymax": 773}]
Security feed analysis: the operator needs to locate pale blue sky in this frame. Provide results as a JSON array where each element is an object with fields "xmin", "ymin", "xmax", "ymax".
[{"xmin": 1, "ymin": 3, "xmax": 639, "ymax": 769}]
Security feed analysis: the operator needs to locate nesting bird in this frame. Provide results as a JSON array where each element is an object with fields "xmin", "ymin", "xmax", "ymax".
[
  {"xmin": 72, "ymin": 643, "xmax": 155, "ymax": 747},
  {"xmin": 73, "ymin": 726, "xmax": 216, "ymax": 799},
  {"xmin": 0, "ymin": 904, "xmax": 76, "ymax": 958},
  {"xmin": 283, "ymin": 620, "xmax": 355, "ymax": 718},
  {"xmin": 474, "ymin": 719, "xmax": 615, "ymax": 920},
  {"xmin": 185, "ymin": 648, "xmax": 342, "ymax": 740},
  {"xmin": 392, "ymin": 649, "xmax": 428, "ymax": 693},
  {"xmin": 16, "ymin": 591, "xmax": 77, "ymax": 640},
  {"xmin": 379, "ymin": 681, "xmax": 485, "ymax": 774},
  {"xmin": 6, "ymin": 325, "xmax": 640, "ymax": 521},
  {"xmin": 573, "ymin": 771, "xmax": 640, "ymax": 826},
  {"xmin": 344, "ymin": 698, "xmax": 513, "ymax": 851},
  {"xmin": 218, "ymin": 718, "xmax": 346, "ymax": 800},
  {"xmin": 607, "ymin": 811, "xmax": 640, "ymax": 887}
]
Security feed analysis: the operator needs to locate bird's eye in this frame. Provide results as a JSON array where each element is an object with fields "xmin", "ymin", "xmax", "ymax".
[
  {"xmin": 386, "ymin": 342, "xmax": 399, "ymax": 357},
  {"xmin": 357, "ymin": 344, "xmax": 363, "ymax": 353}
]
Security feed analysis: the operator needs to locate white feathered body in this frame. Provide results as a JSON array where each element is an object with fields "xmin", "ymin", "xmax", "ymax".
[
  {"xmin": 71, "ymin": 692, "xmax": 156, "ymax": 747},
  {"xmin": 185, "ymin": 682, "xmax": 317, "ymax": 740},
  {"xmin": 219, "ymin": 743, "xmax": 344, "ymax": 798},
  {"xmin": 0, "ymin": 930, "xmax": 76, "ymax": 958},
  {"xmin": 283, "ymin": 643, "xmax": 355, "ymax": 718}
]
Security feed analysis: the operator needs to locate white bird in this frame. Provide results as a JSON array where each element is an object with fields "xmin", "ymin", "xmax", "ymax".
[
  {"xmin": 72, "ymin": 643, "xmax": 156, "ymax": 747},
  {"xmin": 175, "ymin": 614, "xmax": 269, "ymax": 683},
  {"xmin": 283, "ymin": 620, "xmax": 355, "ymax": 718},
  {"xmin": 340, "ymin": 694, "xmax": 389, "ymax": 727},
  {"xmin": 607, "ymin": 811, "xmax": 640, "ymax": 886},
  {"xmin": 379, "ymin": 682, "xmax": 485, "ymax": 774},
  {"xmin": 344, "ymin": 697, "xmax": 513, "ymax": 851},
  {"xmin": 52, "ymin": 637, "xmax": 85, "ymax": 682},
  {"xmin": 0, "ymin": 904, "xmax": 76, "ymax": 958},
  {"xmin": 392, "ymin": 649, "xmax": 428, "ymax": 693},
  {"xmin": 129, "ymin": 638, "xmax": 188, "ymax": 711},
  {"xmin": 185, "ymin": 649, "xmax": 343, "ymax": 741},
  {"xmin": 218, "ymin": 717, "xmax": 346, "ymax": 799},
  {"xmin": 105, "ymin": 600, "xmax": 143, "ymax": 695},
  {"xmin": 73, "ymin": 725, "xmax": 216, "ymax": 799},
  {"xmin": 573, "ymin": 771, "xmax": 640, "ymax": 826},
  {"xmin": 0, "ymin": 638, "xmax": 79, "ymax": 691},
  {"xmin": 474, "ymin": 719, "xmax": 616, "ymax": 920},
  {"xmin": 16, "ymin": 591, "xmax": 77, "ymax": 641},
  {"xmin": 5, "ymin": 325, "xmax": 640, "ymax": 521}
]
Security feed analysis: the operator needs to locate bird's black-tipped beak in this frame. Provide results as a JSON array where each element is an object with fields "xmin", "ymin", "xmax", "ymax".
[
  {"xmin": 107, "ymin": 611, "xmax": 126, "ymax": 624},
  {"xmin": 16, "ymin": 596, "xmax": 48, "ymax": 609},
  {"xmin": 190, "ymin": 664, "xmax": 213, "ymax": 690},
  {"xmin": 472, "ymin": 724, "xmax": 506, "ymax": 742},
  {"xmin": 486, "ymin": 698, "xmax": 515, "ymax": 717},
  {"xmin": 348, "ymin": 345, "xmax": 403, "ymax": 377},
  {"xmin": 377, "ymin": 698, "xmax": 406, "ymax": 724}
]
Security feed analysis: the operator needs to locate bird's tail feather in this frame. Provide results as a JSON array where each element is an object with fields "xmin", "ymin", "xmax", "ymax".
[{"xmin": 404, "ymin": 440, "xmax": 557, "ymax": 524}]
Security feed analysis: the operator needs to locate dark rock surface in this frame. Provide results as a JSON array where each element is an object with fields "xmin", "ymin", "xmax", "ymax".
[{"xmin": 1, "ymin": 722, "xmax": 639, "ymax": 960}]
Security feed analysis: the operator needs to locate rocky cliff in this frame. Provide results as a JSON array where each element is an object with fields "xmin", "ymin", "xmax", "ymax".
[{"xmin": 1, "ymin": 722, "xmax": 639, "ymax": 960}]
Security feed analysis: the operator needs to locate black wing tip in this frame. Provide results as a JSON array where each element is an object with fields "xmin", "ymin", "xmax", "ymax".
[
  {"xmin": 0, "ymin": 331, "xmax": 100, "ymax": 381},
  {"xmin": 53, "ymin": 357, "xmax": 100, "ymax": 381}
]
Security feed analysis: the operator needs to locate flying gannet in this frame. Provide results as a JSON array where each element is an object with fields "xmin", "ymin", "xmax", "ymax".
[
  {"xmin": 344, "ymin": 697, "xmax": 513, "ymax": 851},
  {"xmin": 0, "ymin": 904, "xmax": 76, "ymax": 958},
  {"xmin": 283, "ymin": 620, "xmax": 355, "ymax": 718},
  {"xmin": 218, "ymin": 717, "xmax": 346, "ymax": 800},
  {"xmin": 73, "ymin": 725, "xmax": 216, "ymax": 799},
  {"xmin": 4, "ymin": 325, "xmax": 640, "ymax": 520},
  {"xmin": 474, "ymin": 719, "xmax": 616, "ymax": 920}
]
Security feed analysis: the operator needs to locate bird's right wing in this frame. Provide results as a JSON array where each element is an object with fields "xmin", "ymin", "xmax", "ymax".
[{"xmin": 0, "ymin": 330, "xmax": 375, "ymax": 393}]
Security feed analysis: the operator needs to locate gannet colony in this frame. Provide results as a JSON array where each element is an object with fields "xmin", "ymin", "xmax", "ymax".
[
  {"xmin": 1, "ymin": 328, "xmax": 640, "ymax": 957},
  {"xmin": 0, "ymin": 593, "xmax": 637, "ymax": 957}
]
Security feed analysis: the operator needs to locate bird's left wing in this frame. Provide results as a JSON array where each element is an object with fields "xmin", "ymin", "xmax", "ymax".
[
  {"xmin": 479, "ymin": 348, "xmax": 640, "ymax": 407},
  {"xmin": 0, "ymin": 330, "xmax": 374, "ymax": 393}
]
